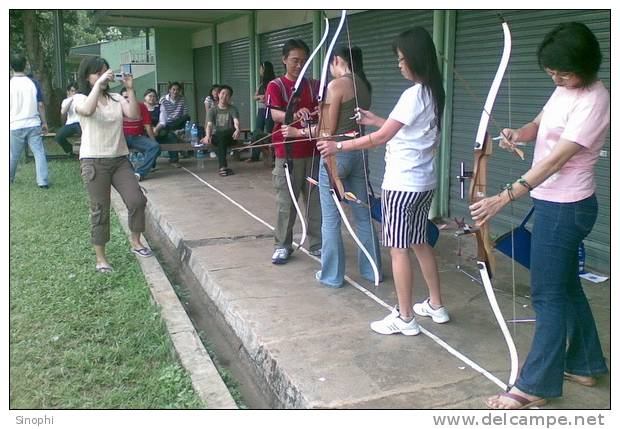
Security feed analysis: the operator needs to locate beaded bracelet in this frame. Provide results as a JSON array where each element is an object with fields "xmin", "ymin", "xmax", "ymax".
[
  {"xmin": 517, "ymin": 177, "xmax": 534, "ymax": 191},
  {"xmin": 501, "ymin": 183, "xmax": 515, "ymax": 202}
]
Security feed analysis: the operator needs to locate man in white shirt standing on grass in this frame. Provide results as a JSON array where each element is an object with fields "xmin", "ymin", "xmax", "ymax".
[{"xmin": 10, "ymin": 52, "xmax": 49, "ymax": 188}]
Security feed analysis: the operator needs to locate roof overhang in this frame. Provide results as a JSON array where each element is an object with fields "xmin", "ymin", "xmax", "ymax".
[{"xmin": 93, "ymin": 10, "xmax": 251, "ymax": 29}]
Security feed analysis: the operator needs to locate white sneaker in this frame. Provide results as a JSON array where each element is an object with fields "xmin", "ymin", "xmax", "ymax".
[
  {"xmin": 370, "ymin": 309, "xmax": 420, "ymax": 336},
  {"xmin": 271, "ymin": 248, "xmax": 290, "ymax": 264},
  {"xmin": 413, "ymin": 298, "xmax": 450, "ymax": 324}
]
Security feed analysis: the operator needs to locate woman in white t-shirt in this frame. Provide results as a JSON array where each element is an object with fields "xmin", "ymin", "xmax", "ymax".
[
  {"xmin": 317, "ymin": 27, "xmax": 450, "ymax": 335},
  {"xmin": 73, "ymin": 56, "xmax": 153, "ymax": 273},
  {"xmin": 471, "ymin": 23, "xmax": 609, "ymax": 410}
]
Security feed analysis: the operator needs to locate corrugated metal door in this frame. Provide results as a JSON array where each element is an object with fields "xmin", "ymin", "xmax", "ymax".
[
  {"xmin": 220, "ymin": 38, "xmax": 251, "ymax": 128},
  {"xmin": 259, "ymin": 23, "xmax": 313, "ymax": 77},
  {"xmin": 193, "ymin": 46, "xmax": 213, "ymax": 126},
  {"xmin": 449, "ymin": 10, "xmax": 610, "ymax": 272},
  {"xmin": 343, "ymin": 10, "xmax": 435, "ymax": 190}
]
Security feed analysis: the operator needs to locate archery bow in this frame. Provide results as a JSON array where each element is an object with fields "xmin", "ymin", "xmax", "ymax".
[
  {"xmin": 281, "ymin": 16, "xmax": 330, "ymax": 252},
  {"xmin": 317, "ymin": 10, "xmax": 380, "ymax": 287},
  {"xmin": 464, "ymin": 17, "xmax": 519, "ymax": 390}
]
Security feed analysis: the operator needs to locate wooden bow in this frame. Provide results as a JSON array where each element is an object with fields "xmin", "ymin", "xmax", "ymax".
[
  {"xmin": 281, "ymin": 16, "xmax": 330, "ymax": 251},
  {"xmin": 468, "ymin": 17, "xmax": 519, "ymax": 390},
  {"xmin": 317, "ymin": 10, "xmax": 380, "ymax": 287}
]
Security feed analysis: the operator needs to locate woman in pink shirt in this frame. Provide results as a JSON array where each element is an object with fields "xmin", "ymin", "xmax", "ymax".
[{"xmin": 470, "ymin": 22, "xmax": 610, "ymax": 409}]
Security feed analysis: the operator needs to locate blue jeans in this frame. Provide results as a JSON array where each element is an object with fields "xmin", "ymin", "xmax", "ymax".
[
  {"xmin": 155, "ymin": 131, "xmax": 180, "ymax": 162},
  {"xmin": 250, "ymin": 108, "xmax": 274, "ymax": 161},
  {"xmin": 55, "ymin": 122, "xmax": 81, "ymax": 154},
  {"xmin": 515, "ymin": 195, "xmax": 607, "ymax": 398},
  {"xmin": 125, "ymin": 134, "xmax": 161, "ymax": 178},
  {"xmin": 10, "ymin": 126, "xmax": 49, "ymax": 186},
  {"xmin": 317, "ymin": 150, "xmax": 382, "ymax": 287}
]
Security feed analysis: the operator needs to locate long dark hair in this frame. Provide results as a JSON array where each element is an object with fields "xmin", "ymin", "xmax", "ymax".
[
  {"xmin": 537, "ymin": 22, "xmax": 601, "ymax": 87},
  {"xmin": 392, "ymin": 27, "xmax": 445, "ymax": 130},
  {"xmin": 76, "ymin": 56, "xmax": 114, "ymax": 100},
  {"xmin": 260, "ymin": 61, "xmax": 275, "ymax": 86},
  {"xmin": 332, "ymin": 45, "xmax": 372, "ymax": 94}
]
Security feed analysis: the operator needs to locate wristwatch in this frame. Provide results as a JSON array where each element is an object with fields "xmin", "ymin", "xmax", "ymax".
[{"xmin": 336, "ymin": 142, "xmax": 343, "ymax": 152}]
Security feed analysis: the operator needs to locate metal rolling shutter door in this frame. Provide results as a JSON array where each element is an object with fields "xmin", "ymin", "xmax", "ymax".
[
  {"xmin": 259, "ymin": 23, "xmax": 313, "ymax": 78},
  {"xmin": 220, "ymin": 38, "xmax": 251, "ymax": 128},
  {"xmin": 343, "ymin": 10, "xmax": 435, "ymax": 190},
  {"xmin": 448, "ymin": 10, "xmax": 610, "ymax": 272}
]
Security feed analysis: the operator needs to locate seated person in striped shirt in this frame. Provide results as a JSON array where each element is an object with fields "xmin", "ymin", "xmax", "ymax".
[
  {"xmin": 120, "ymin": 87, "xmax": 161, "ymax": 181},
  {"xmin": 159, "ymin": 81, "xmax": 191, "ymax": 167}
]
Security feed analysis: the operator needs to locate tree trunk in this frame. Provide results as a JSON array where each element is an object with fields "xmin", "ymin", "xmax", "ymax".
[{"xmin": 22, "ymin": 11, "xmax": 61, "ymax": 128}]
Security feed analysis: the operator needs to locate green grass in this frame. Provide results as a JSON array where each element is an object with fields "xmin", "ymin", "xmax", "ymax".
[{"xmin": 10, "ymin": 158, "xmax": 204, "ymax": 409}]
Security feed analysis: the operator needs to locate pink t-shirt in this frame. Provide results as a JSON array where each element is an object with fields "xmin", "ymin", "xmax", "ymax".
[{"xmin": 530, "ymin": 80, "xmax": 610, "ymax": 203}]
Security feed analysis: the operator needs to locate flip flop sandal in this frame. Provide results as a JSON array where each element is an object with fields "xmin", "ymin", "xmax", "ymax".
[
  {"xmin": 486, "ymin": 391, "xmax": 547, "ymax": 410},
  {"xmin": 95, "ymin": 263, "xmax": 113, "ymax": 273},
  {"xmin": 564, "ymin": 372, "xmax": 597, "ymax": 387},
  {"xmin": 132, "ymin": 247, "xmax": 153, "ymax": 257}
]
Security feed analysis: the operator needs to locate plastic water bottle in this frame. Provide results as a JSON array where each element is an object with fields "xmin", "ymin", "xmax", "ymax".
[
  {"xmin": 191, "ymin": 123, "xmax": 199, "ymax": 147},
  {"xmin": 184, "ymin": 120, "xmax": 191, "ymax": 140},
  {"xmin": 578, "ymin": 242, "xmax": 586, "ymax": 274},
  {"xmin": 196, "ymin": 150, "xmax": 206, "ymax": 169}
]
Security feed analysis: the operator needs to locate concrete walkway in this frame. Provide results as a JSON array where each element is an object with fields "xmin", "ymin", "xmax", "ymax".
[{"xmin": 126, "ymin": 155, "xmax": 610, "ymax": 409}]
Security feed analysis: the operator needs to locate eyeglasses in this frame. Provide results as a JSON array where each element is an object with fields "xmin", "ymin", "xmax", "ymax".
[
  {"xmin": 286, "ymin": 57, "xmax": 306, "ymax": 67},
  {"xmin": 545, "ymin": 68, "xmax": 574, "ymax": 81}
]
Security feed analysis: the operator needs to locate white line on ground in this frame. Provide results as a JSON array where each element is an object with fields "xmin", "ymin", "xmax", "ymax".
[{"xmin": 182, "ymin": 167, "xmax": 509, "ymax": 391}]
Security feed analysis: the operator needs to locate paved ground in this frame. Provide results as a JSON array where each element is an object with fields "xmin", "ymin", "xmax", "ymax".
[{"xmin": 133, "ymin": 155, "xmax": 610, "ymax": 409}]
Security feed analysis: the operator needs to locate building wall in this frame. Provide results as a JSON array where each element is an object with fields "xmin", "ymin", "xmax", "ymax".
[
  {"xmin": 150, "ymin": 10, "xmax": 610, "ymax": 272},
  {"xmin": 100, "ymin": 35, "xmax": 155, "ymax": 72},
  {"xmin": 155, "ymin": 28, "xmax": 198, "ymax": 122}
]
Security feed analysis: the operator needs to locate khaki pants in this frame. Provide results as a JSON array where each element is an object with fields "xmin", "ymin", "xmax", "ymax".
[
  {"xmin": 80, "ymin": 157, "xmax": 147, "ymax": 245},
  {"xmin": 272, "ymin": 156, "xmax": 321, "ymax": 252}
]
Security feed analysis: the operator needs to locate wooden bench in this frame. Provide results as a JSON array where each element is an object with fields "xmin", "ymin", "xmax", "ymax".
[
  {"xmin": 70, "ymin": 129, "xmax": 269, "ymax": 164},
  {"xmin": 159, "ymin": 128, "xmax": 254, "ymax": 162},
  {"xmin": 25, "ymin": 133, "xmax": 79, "ymax": 162}
]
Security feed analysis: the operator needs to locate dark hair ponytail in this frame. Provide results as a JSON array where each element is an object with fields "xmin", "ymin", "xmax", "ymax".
[
  {"xmin": 392, "ymin": 27, "xmax": 445, "ymax": 130},
  {"xmin": 332, "ymin": 45, "xmax": 372, "ymax": 94}
]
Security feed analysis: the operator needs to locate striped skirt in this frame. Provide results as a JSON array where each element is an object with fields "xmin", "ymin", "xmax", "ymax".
[{"xmin": 381, "ymin": 189, "xmax": 434, "ymax": 248}]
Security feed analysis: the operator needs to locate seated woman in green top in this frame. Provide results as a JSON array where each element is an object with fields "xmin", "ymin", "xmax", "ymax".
[{"xmin": 200, "ymin": 84, "xmax": 241, "ymax": 176}]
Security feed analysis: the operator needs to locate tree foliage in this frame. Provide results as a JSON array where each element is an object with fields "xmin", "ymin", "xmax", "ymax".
[{"xmin": 10, "ymin": 10, "xmax": 144, "ymax": 128}]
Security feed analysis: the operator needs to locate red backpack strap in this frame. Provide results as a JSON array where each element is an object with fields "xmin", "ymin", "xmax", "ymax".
[{"xmin": 273, "ymin": 77, "xmax": 289, "ymax": 104}]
